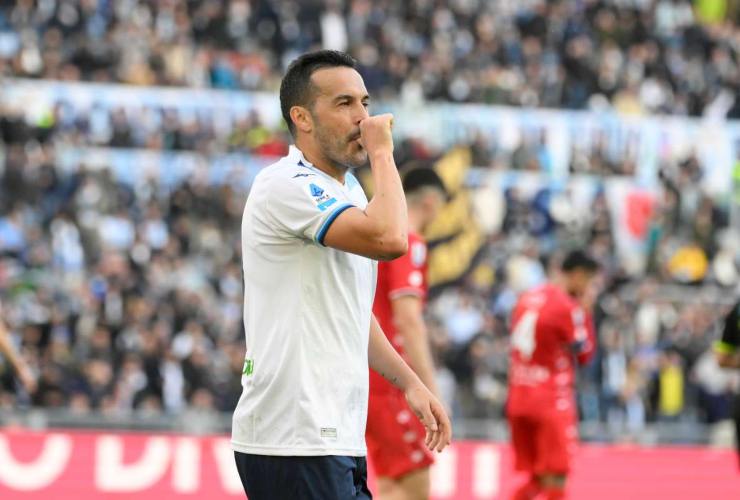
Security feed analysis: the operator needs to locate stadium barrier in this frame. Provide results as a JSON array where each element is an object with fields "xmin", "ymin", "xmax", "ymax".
[{"xmin": 0, "ymin": 428, "xmax": 737, "ymax": 499}]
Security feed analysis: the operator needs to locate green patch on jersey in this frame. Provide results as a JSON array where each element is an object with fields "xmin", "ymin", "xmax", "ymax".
[{"xmin": 242, "ymin": 358, "xmax": 254, "ymax": 376}]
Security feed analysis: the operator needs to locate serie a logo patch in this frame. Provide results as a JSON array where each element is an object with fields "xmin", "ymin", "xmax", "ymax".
[
  {"xmin": 307, "ymin": 183, "xmax": 337, "ymax": 211},
  {"xmin": 310, "ymin": 183, "xmax": 324, "ymax": 197}
]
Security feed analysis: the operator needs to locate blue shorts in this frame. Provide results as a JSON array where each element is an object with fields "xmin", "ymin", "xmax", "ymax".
[{"xmin": 234, "ymin": 452, "xmax": 372, "ymax": 500}]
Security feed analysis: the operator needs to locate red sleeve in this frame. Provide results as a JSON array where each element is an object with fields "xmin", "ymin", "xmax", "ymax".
[
  {"xmin": 385, "ymin": 238, "xmax": 427, "ymax": 300},
  {"xmin": 559, "ymin": 302, "xmax": 595, "ymax": 365}
]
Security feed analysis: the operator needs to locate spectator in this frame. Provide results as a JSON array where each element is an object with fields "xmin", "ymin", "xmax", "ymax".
[{"xmin": 0, "ymin": 1, "xmax": 737, "ymax": 117}]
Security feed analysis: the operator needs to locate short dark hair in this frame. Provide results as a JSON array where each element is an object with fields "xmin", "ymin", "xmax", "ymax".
[
  {"xmin": 561, "ymin": 250, "xmax": 599, "ymax": 273},
  {"xmin": 402, "ymin": 166, "xmax": 447, "ymax": 197},
  {"xmin": 279, "ymin": 50, "xmax": 357, "ymax": 136}
]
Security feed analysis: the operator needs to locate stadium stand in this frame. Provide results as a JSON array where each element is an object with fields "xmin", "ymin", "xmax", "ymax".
[
  {"xmin": 0, "ymin": 0, "xmax": 738, "ymax": 116},
  {"xmin": 0, "ymin": 1, "xmax": 738, "ymax": 446}
]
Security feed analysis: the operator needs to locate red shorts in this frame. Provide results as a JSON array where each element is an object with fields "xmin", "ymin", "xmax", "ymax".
[
  {"xmin": 508, "ymin": 412, "xmax": 578, "ymax": 475},
  {"xmin": 366, "ymin": 388, "xmax": 435, "ymax": 479}
]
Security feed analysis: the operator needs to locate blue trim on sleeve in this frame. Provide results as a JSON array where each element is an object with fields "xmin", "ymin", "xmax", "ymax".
[{"xmin": 316, "ymin": 203, "xmax": 354, "ymax": 246}]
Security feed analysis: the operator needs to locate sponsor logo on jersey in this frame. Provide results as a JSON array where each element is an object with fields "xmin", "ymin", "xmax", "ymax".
[
  {"xmin": 293, "ymin": 173, "xmax": 315, "ymax": 178},
  {"xmin": 242, "ymin": 358, "xmax": 254, "ymax": 376},
  {"xmin": 571, "ymin": 308, "xmax": 584, "ymax": 326},
  {"xmin": 408, "ymin": 270, "xmax": 423, "ymax": 287},
  {"xmin": 410, "ymin": 241, "xmax": 426, "ymax": 267}
]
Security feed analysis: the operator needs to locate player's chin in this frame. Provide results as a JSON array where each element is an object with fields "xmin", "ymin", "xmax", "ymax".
[{"xmin": 346, "ymin": 149, "xmax": 368, "ymax": 168}]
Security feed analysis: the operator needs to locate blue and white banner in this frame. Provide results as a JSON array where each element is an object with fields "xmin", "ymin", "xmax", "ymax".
[{"xmin": 4, "ymin": 79, "xmax": 739, "ymax": 197}]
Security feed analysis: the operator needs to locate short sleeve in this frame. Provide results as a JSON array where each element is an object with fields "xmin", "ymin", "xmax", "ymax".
[
  {"xmin": 384, "ymin": 239, "xmax": 427, "ymax": 299},
  {"xmin": 264, "ymin": 175, "xmax": 354, "ymax": 245},
  {"xmin": 716, "ymin": 301, "xmax": 740, "ymax": 355}
]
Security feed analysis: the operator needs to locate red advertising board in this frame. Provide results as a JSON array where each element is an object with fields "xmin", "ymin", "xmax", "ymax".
[{"xmin": 0, "ymin": 429, "xmax": 737, "ymax": 499}]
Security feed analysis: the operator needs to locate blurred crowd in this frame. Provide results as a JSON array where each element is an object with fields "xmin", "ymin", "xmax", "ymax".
[
  {"xmin": 1, "ymin": 108, "xmax": 738, "ymax": 437},
  {"xmin": 430, "ymin": 265, "xmax": 739, "ymax": 435},
  {"xmin": 0, "ymin": 98, "xmax": 290, "ymax": 156},
  {"xmin": 0, "ymin": 149, "xmax": 248, "ymax": 415},
  {"xmin": 423, "ymin": 158, "xmax": 739, "ymax": 435},
  {"xmin": 1, "ymin": 0, "xmax": 739, "ymax": 117},
  {"xmin": 432, "ymin": 282, "xmax": 740, "ymax": 441},
  {"xmin": 0, "ymin": 0, "xmax": 739, "ymax": 439}
]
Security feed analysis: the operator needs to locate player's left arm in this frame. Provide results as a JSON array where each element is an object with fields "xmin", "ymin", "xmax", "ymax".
[
  {"xmin": 368, "ymin": 314, "xmax": 451, "ymax": 452},
  {"xmin": 715, "ymin": 301, "xmax": 740, "ymax": 369}
]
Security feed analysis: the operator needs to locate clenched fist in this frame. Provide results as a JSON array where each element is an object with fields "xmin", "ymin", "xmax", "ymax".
[{"xmin": 359, "ymin": 113, "xmax": 394, "ymax": 158}]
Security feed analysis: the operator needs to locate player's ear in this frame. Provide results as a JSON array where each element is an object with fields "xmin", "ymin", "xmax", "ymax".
[{"xmin": 290, "ymin": 106, "xmax": 313, "ymax": 134}]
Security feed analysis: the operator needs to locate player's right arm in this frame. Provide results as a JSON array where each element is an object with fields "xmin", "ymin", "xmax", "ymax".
[
  {"xmin": 558, "ymin": 301, "xmax": 595, "ymax": 366},
  {"xmin": 0, "ymin": 315, "xmax": 36, "ymax": 393},
  {"xmin": 575, "ymin": 310, "xmax": 596, "ymax": 366},
  {"xmin": 715, "ymin": 301, "xmax": 740, "ymax": 369},
  {"xmin": 322, "ymin": 114, "xmax": 408, "ymax": 261}
]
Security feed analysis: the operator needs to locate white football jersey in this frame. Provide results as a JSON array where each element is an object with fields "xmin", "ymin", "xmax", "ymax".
[{"xmin": 232, "ymin": 145, "xmax": 377, "ymax": 456}]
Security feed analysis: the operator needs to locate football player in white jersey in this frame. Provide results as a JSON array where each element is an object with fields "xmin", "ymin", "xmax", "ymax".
[{"xmin": 232, "ymin": 50, "xmax": 451, "ymax": 500}]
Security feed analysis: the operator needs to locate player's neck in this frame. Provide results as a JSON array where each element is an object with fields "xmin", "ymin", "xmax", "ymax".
[
  {"xmin": 553, "ymin": 275, "xmax": 576, "ymax": 298},
  {"xmin": 408, "ymin": 206, "xmax": 424, "ymax": 235},
  {"xmin": 294, "ymin": 139, "xmax": 347, "ymax": 184}
]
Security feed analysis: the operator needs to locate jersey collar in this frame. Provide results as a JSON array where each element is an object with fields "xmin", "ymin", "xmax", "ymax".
[
  {"xmin": 288, "ymin": 145, "xmax": 314, "ymax": 169},
  {"xmin": 288, "ymin": 145, "xmax": 349, "ymax": 188}
]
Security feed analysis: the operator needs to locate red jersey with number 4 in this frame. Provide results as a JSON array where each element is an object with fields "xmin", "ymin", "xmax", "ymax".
[
  {"xmin": 370, "ymin": 232, "xmax": 428, "ymax": 395},
  {"xmin": 507, "ymin": 284, "xmax": 595, "ymax": 417}
]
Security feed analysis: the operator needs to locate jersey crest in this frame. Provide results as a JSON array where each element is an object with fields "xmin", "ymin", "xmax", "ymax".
[
  {"xmin": 310, "ymin": 183, "xmax": 324, "ymax": 197},
  {"xmin": 306, "ymin": 182, "xmax": 337, "ymax": 211}
]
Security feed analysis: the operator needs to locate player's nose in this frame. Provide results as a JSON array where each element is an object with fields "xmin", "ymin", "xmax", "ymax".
[{"xmin": 352, "ymin": 101, "xmax": 369, "ymax": 124}]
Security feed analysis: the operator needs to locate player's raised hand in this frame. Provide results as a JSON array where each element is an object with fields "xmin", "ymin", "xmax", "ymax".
[
  {"xmin": 359, "ymin": 113, "xmax": 394, "ymax": 158},
  {"xmin": 405, "ymin": 382, "xmax": 452, "ymax": 453},
  {"xmin": 579, "ymin": 277, "xmax": 601, "ymax": 311}
]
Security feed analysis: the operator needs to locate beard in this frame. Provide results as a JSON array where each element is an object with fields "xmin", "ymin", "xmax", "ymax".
[{"xmin": 314, "ymin": 122, "xmax": 368, "ymax": 169}]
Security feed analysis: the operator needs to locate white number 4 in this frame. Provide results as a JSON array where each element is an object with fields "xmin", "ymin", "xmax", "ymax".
[{"xmin": 511, "ymin": 310, "xmax": 538, "ymax": 360}]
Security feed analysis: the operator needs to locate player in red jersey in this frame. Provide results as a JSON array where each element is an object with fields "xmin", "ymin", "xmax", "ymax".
[
  {"xmin": 367, "ymin": 167, "xmax": 447, "ymax": 500},
  {"xmin": 507, "ymin": 250, "xmax": 599, "ymax": 500}
]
